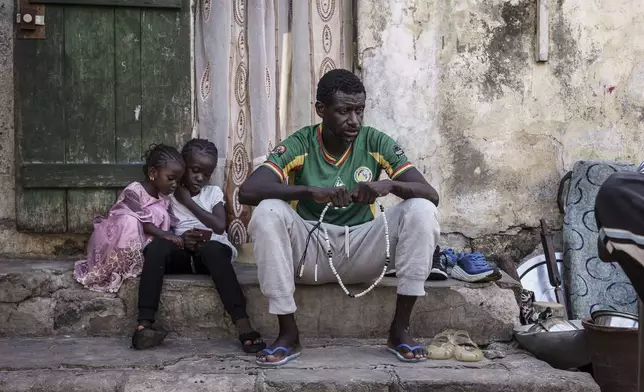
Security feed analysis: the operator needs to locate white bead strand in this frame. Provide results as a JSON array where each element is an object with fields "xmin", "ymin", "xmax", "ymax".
[{"xmin": 317, "ymin": 201, "xmax": 390, "ymax": 298}]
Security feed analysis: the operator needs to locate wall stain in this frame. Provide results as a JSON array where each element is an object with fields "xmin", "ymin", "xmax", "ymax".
[
  {"xmin": 481, "ymin": 1, "xmax": 534, "ymax": 101},
  {"xmin": 53, "ymin": 239, "xmax": 87, "ymax": 257},
  {"xmin": 440, "ymin": 105, "xmax": 490, "ymax": 196},
  {"xmin": 549, "ymin": 1, "xmax": 581, "ymax": 94}
]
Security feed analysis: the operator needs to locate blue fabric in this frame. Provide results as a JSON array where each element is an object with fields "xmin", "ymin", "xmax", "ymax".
[
  {"xmin": 260, "ymin": 346, "xmax": 291, "ymax": 356},
  {"xmin": 394, "ymin": 344, "xmax": 423, "ymax": 352},
  {"xmin": 457, "ymin": 252, "xmax": 495, "ymax": 274},
  {"xmin": 563, "ymin": 160, "xmax": 639, "ymax": 319},
  {"xmin": 442, "ymin": 249, "xmax": 458, "ymax": 266}
]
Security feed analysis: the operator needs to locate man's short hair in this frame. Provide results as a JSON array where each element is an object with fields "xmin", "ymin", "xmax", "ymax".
[{"xmin": 316, "ymin": 69, "xmax": 366, "ymax": 105}]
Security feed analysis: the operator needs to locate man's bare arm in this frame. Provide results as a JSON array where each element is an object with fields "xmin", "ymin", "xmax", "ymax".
[
  {"xmin": 238, "ymin": 166, "xmax": 351, "ymax": 207},
  {"xmin": 388, "ymin": 168, "xmax": 439, "ymax": 206}
]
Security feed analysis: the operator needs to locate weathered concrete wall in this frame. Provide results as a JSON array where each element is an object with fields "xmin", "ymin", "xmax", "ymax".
[
  {"xmin": 359, "ymin": 0, "xmax": 644, "ymax": 259},
  {"xmin": 0, "ymin": 1, "xmax": 87, "ymax": 257}
]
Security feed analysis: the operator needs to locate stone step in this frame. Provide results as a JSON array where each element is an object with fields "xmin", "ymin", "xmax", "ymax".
[
  {"xmin": 0, "ymin": 337, "xmax": 599, "ymax": 392},
  {"xmin": 0, "ymin": 258, "xmax": 521, "ymax": 344}
]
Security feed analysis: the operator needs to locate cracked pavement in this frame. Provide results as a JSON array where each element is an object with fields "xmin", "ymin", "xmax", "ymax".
[{"xmin": 0, "ymin": 337, "xmax": 600, "ymax": 391}]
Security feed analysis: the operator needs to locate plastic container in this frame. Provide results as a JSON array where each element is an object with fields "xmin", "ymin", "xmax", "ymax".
[{"xmin": 582, "ymin": 318, "xmax": 638, "ymax": 392}]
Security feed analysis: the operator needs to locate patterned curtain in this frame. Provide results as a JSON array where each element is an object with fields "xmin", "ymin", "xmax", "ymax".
[{"xmin": 195, "ymin": 0, "xmax": 353, "ymax": 246}]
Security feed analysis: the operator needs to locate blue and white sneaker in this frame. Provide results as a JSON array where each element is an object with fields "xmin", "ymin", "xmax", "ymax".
[
  {"xmin": 441, "ymin": 248, "xmax": 459, "ymax": 267},
  {"xmin": 451, "ymin": 252, "xmax": 501, "ymax": 283}
]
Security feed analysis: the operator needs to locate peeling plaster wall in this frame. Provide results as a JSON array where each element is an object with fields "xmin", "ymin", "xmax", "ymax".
[{"xmin": 359, "ymin": 0, "xmax": 644, "ymax": 257}]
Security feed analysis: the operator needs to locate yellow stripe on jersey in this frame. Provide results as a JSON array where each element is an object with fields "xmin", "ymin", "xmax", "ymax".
[
  {"xmin": 369, "ymin": 152, "xmax": 414, "ymax": 179},
  {"xmin": 284, "ymin": 154, "xmax": 307, "ymax": 177},
  {"xmin": 390, "ymin": 162, "xmax": 413, "ymax": 179},
  {"xmin": 262, "ymin": 161, "xmax": 286, "ymax": 182},
  {"xmin": 369, "ymin": 152, "xmax": 393, "ymax": 177},
  {"xmin": 335, "ymin": 145, "xmax": 353, "ymax": 167},
  {"xmin": 263, "ymin": 153, "xmax": 307, "ymax": 183}
]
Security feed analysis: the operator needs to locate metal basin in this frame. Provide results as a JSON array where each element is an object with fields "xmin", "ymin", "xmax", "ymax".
[
  {"xmin": 591, "ymin": 310, "xmax": 639, "ymax": 328},
  {"xmin": 514, "ymin": 319, "xmax": 591, "ymax": 370},
  {"xmin": 517, "ymin": 253, "xmax": 565, "ymax": 303}
]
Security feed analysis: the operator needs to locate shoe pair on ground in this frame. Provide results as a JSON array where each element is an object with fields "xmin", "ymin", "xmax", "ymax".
[
  {"xmin": 430, "ymin": 247, "xmax": 502, "ymax": 283},
  {"xmin": 425, "ymin": 329, "xmax": 484, "ymax": 362},
  {"xmin": 386, "ymin": 247, "xmax": 501, "ymax": 283}
]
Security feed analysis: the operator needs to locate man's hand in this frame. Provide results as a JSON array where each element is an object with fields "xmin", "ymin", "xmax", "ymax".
[
  {"xmin": 181, "ymin": 229, "xmax": 202, "ymax": 251},
  {"xmin": 163, "ymin": 234, "xmax": 184, "ymax": 249},
  {"xmin": 351, "ymin": 181, "xmax": 393, "ymax": 204},
  {"xmin": 311, "ymin": 187, "xmax": 351, "ymax": 207},
  {"xmin": 174, "ymin": 185, "xmax": 192, "ymax": 206}
]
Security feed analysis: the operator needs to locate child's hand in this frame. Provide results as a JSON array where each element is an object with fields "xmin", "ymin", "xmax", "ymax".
[
  {"xmin": 163, "ymin": 234, "xmax": 184, "ymax": 249},
  {"xmin": 174, "ymin": 185, "xmax": 192, "ymax": 205},
  {"xmin": 181, "ymin": 229, "xmax": 201, "ymax": 251}
]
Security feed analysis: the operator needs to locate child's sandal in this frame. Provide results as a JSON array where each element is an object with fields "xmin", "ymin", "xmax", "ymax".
[
  {"xmin": 131, "ymin": 325, "xmax": 168, "ymax": 350},
  {"xmin": 239, "ymin": 331, "xmax": 267, "ymax": 354}
]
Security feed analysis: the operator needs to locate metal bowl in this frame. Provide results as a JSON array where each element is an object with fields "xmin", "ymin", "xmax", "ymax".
[
  {"xmin": 527, "ymin": 317, "xmax": 581, "ymax": 333},
  {"xmin": 517, "ymin": 253, "xmax": 566, "ymax": 303},
  {"xmin": 514, "ymin": 319, "xmax": 591, "ymax": 370},
  {"xmin": 591, "ymin": 310, "xmax": 639, "ymax": 329}
]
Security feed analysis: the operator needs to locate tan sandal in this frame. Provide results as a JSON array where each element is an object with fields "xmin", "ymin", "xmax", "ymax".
[
  {"xmin": 450, "ymin": 330, "xmax": 484, "ymax": 362},
  {"xmin": 426, "ymin": 329, "xmax": 455, "ymax": 360}
]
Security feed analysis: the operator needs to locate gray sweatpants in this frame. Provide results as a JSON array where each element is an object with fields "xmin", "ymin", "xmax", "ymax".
[{"xmin": 248, "ymin": 198, "xmax": 440, "ymax": 315}]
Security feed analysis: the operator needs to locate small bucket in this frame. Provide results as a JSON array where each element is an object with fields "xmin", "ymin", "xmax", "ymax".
[{"xmin": 582, "ymin": 318, "xmax": 638, "ymax": 392}]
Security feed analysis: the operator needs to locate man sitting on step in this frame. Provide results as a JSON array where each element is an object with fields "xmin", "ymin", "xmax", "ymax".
[{"xmin": 238, "ymin": 69, "xmax": 440, "ymax": 366}]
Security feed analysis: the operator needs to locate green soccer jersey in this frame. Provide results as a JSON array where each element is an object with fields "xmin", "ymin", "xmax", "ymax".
[{"xmin": 263, "ymin": 124, "xmax": 414, "ymax": 226}]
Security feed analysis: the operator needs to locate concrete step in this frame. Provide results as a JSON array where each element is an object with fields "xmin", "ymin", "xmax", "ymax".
[
  {"xmin": 0, "ymin": 337, "xmax": 599, "ymax": 392},
  {"xmin": 0, "ymin": 258, "xmax": 521, "ymax": 344}
]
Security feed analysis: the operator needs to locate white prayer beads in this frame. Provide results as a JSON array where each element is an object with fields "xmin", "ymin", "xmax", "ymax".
[{"xmin": 316, "ymin": 202, "xmax": 390, "ymax": 298}]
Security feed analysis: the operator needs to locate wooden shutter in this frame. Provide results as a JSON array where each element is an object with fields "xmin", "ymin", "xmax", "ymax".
[{"xmin": 14, "ymin": 0, "xmax": 191, "ymax": 233}]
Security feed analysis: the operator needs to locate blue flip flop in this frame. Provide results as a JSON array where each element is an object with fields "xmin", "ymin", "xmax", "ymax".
[
  {"xmin": 387, "ymin": 344, "xmax": 428, "ymax": 363},
  {"xmin": 255, "ymin": 346, "xmax": 301, "ymax": 367}
]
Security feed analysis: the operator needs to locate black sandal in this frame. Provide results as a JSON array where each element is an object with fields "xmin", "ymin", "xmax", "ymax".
[
  {"xmin": 131, "ymin": 325, "xmax": 168, "ymax": 350},
  {"xmin": 239, "ymin": 331, "xmax": 267, "ymax": 354}
]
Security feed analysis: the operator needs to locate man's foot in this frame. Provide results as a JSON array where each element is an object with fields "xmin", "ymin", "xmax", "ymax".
[
  {"xmin": 256, "ymin": 334, "xmax": 302, "ymax": 366},
  {"xmin": 387, "ymin": 323, "xmax": 427, "ymax": 361}
]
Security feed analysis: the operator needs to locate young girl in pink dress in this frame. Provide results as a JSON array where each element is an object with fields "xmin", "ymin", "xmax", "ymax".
[{"xmin": 74, "ymin": 144, "xmax": 186, "ymax": 293}]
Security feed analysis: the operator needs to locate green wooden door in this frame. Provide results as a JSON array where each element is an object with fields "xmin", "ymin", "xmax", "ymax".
[{"xmin": 15, "ymin": 0, "xmax": 191, "ymax": 233}]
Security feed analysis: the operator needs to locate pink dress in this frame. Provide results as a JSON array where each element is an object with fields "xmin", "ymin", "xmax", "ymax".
[{"xmin": 74, "ymin": 182, "xmax": 174, "ymax": 293}]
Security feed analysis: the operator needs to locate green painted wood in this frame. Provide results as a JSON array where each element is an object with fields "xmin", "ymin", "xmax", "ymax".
[
  {"xmin": 31, "ymin": 0, "xmax": 181, "ymax": 9},
  {"xmin": 15, "ymin": 2, "xmax": 192, "ymax": 233},
  {"xmin": 21, "ymin": 164, "xmax": 143, "ymax": 188},
  {"xmin": 64, "ymin": 6, "xmax": 115, "ymax": 164},
  {"xmin": 67, "ymin": 189, "xmax": 117, "ymax": 232},
  {"xmin": 115, "ymin": 8, "xmax": 143, "ymax": 164},
  {"xmin": 16, "ymin": 190, "xmax": 68, "ymax": 233},
  {"xmin": 15, "ymin": 5, "xmax": 67, "ymax": 232},
  {"xmin": 64, "ymin": 6, "xmax": 117, "ymax": 233},
  {"xmin": 141, "ymin": 0, "xmax": 191, "ymax": 150}
]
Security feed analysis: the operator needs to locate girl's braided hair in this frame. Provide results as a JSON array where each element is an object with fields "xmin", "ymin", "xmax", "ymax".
[
  {"xmin": 141, "ymin": 143, "xmax": 184, "ymax": 176},
  {"xmin": 181, "ymin": 138, "xmax": 218, "ymax": 164}
]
